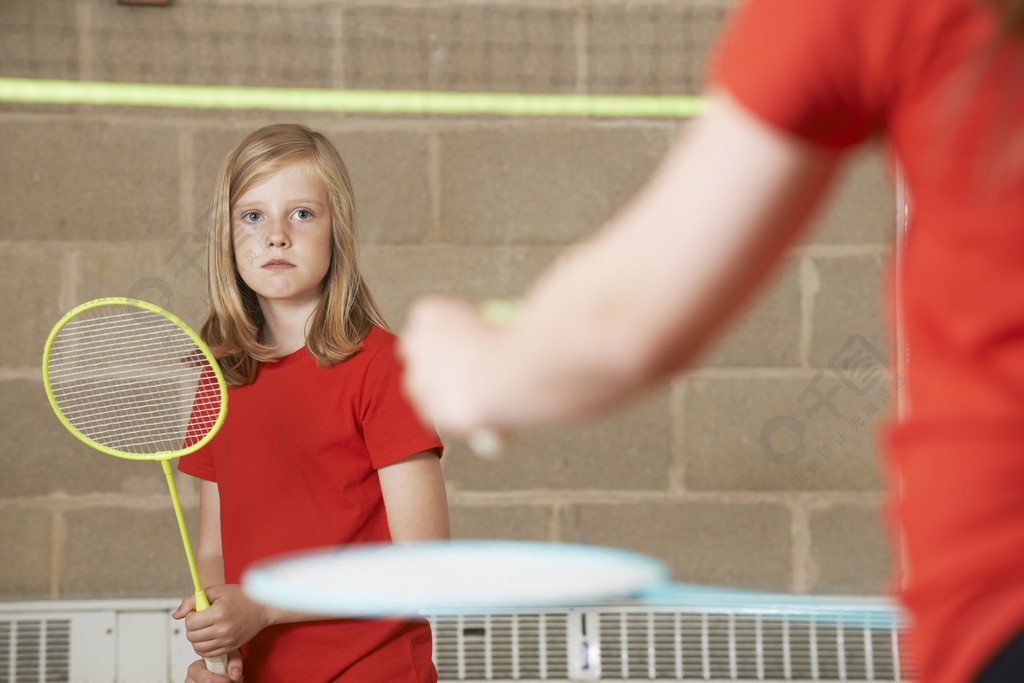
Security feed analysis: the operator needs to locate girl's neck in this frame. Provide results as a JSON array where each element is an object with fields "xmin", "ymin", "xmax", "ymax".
[{"xmin": 259, "ymin": 297, "xmax": 318, "ymax": 357}]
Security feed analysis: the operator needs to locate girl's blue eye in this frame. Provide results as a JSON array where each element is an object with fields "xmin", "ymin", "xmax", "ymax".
[
  {"xmin": 294, "ymin": 209, "xmax": 312, "ymax": 220},
  {"xmin": 242, "ymin": 211, "xmax": 261, "ymax": 223}
]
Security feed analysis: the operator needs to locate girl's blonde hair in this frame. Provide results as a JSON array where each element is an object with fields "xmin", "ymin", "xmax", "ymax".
[
  {"xmin": 202, "ymin": 123, "xmax": 388, "ymax": 387},
  {"xmin": 984, "ymin": 0, "xmax": 1024, "ymax": 36}
]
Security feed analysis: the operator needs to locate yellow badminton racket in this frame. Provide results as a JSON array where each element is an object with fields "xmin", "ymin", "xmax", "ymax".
[{"xmin": 42, "ymin": 297, "xmax": 229, "ymax": 675}]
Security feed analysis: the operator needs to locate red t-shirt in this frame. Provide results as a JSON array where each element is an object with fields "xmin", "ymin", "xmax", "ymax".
[
  {"xmin": 179, "ymin": 326, "xmax": 443, "ymax": 682},
  {"xmin": 715, "ymin": 1, "xmax": 1024, "ymax": 681}
]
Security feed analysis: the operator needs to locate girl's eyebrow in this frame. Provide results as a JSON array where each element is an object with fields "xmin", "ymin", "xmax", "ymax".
[{"xmin": 234, "ymin": 198, "xmax": 327, "ymax": 210}]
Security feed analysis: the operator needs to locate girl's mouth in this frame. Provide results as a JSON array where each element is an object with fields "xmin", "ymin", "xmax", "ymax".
[{"xmin": 263, "ymin": 259, "xmax": 295, "ymax": 270}]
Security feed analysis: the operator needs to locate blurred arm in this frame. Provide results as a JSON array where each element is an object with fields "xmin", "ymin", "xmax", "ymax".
[{"xmin": 402, "ymin": 91, "xmax": 842, "ymax": 433}]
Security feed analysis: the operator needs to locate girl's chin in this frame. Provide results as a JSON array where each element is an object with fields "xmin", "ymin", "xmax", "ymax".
[{"xmin": 255, "ymin": 290, "xmax": 323, "ymax": 306}]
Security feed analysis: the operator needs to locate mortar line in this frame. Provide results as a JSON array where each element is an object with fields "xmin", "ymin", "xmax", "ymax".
[
  {"xmin": 575, "ymin": 5, "xmax": 588, "ymax": 95},
  {"xmin": 75, "ymin": 0, "xmax": 94, "ymax": 82},
  {"xmin": 51, "ymin": 508, "xmax": 66, "ymax": 599},
  {"xmin": 428, "ymin": 129, "xmax": 443, "ymax": 241},
  {"xmin": 669, "ymin": 378, "xmax": 689, "ymax": 493},
  {"xmin": 799, "ymin": 256, "xmax": 818, "ymax": 368},
  {"xmin": 789, "ymin": 500, "xmax": 812, "ymax": 594}
]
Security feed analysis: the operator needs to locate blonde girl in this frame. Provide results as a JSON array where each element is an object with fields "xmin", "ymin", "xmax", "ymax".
[{"xmin": 175, "ymin": 123, "xmax": 449, "ymax": 683}]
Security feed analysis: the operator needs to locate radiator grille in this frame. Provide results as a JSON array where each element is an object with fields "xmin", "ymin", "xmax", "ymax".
[
  {"xmin": 431, "ymin": 612, "xmax": 571, "ymax": 680},
  {"xmin": 0, "ymin": 619, "xmax": 71, "ymax": 683},
  {"xmin": 594, "ymin": 610, "xmax": 910, "ymax": 681},
  {"xmin": 0, "ymin": 600, "xmax": 914, "ymax": 682},
  {"xmin": 427, "ymin": 604, "xmax": 916, "ymax": 682}
]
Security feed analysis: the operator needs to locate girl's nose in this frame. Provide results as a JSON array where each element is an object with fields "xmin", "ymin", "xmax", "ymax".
[{"xmin": 263, "ymin": 218, "xmax": 291, "ymax": 248}]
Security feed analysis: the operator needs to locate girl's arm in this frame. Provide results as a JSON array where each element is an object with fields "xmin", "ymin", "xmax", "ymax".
[
  {"xmin": 174, "ymin": 480, "xmax": 244, "ymax": 682},
  {"xmin": 401, "ymin": 90, "xmax": 843, "ymax": 434},
  {"xmin": 178, "ymin": 451, "xmax": 448, "ymax": 662},
  {"xmin": 195, "ymin": 479, "xmax": 226, "ymax": 588},
  {"xmin": 378, "ymin": 450, "xmax": 451, "ymax": 541},
  {"xmin": 182, "ymin": 480, "xmax": 346, "ymax": 648}
]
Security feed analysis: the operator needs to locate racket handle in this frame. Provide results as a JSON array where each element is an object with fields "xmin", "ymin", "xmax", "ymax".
[
  {"xmin": 468, "ymin": 429, "xmax": 504, "ymax": 459},
  {"xmin": 467, "ymin": 299, "xmax": 519, "ymax": 459},
  {"xmin": 193, "ymin": 589, "xmax": 228, "ymax": 674},
  {"xmin": 480, "ymin": 298, "xmax": 519, "ymax": 324},
  {"xmin": 204, "ymin": 653, "xmax": 228, "ymax": 674}
]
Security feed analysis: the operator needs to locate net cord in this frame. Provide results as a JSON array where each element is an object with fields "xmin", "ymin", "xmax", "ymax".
[{"xmin": 0, "ymin": 77, "xmax": 708, "ymax": 118}]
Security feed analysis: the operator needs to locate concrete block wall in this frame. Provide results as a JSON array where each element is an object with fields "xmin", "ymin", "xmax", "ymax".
[{"xmin": 1, "ymin": 0, "xmax": 895, "ymax": 604}]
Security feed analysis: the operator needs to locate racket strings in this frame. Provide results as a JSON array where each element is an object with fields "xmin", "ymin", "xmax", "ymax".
[{"xmin": 46, "ymin": 306, "xmax": 223, "ymax": 457}]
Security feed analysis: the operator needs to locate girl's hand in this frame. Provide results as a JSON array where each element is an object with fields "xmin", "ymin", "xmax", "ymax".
[
  {"xmin": 183, "ymin": 652, "xmax": 244, "ymax": 683},
  {"xmin": 174, "ymin": 584, "xmax": 273, "ymax": 657}
]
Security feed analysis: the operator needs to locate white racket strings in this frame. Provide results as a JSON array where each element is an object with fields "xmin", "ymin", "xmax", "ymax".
[{"xmin": 45, "ymin": 305, "xmax": 222, "ymax": 457}]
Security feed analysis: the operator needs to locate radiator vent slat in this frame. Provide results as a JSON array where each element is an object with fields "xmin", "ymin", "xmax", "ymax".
[{"xmin": 0, "ymin": 619, "xmax": 71, "ymax": 683}]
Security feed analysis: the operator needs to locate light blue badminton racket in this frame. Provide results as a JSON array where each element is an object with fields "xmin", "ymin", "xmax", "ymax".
[{"xmin": 242, "ymin": 540, "xmax": 902, "ymax": 630}]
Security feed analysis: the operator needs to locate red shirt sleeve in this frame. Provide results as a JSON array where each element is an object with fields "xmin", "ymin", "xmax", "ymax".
[
  {"xmin": 178, "ymin": 364, "xmax": 221, "ymax": 481},
  {"xmin": 182, "ymin": 364, "xmax": 223, "ymax": 448},
  {"xmin": 711, "ymin": 0, "xmax": 902, "ymax": 148},
  {"xmin": 178, "ymin": 439, "xmax": 217, "ymax": 480},
  {"xmin": 358, "ymin": 333, "xmax": 444, "ymax": 469}
]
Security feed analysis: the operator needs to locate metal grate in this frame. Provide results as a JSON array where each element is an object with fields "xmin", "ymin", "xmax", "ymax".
[
  {"xmin": 429, "ymin": 603, "xmax": 916, "ymax": 682},
  {"xmin": 0, "ymin": 600, "xmax": 914, "ymax": 682},
  {"xmin": 592, "ymin": 608, "xmax": 910, "ymax": 681},
  {"xmin": 431, "ymin": 612, "xmax": 571, "ymax": 681},
  {"xmin": 0, "ymin": 619, "xmax": 71, "ymax": 683}
]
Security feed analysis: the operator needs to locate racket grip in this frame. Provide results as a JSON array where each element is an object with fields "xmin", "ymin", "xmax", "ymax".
[
  {"xmin": 480, "ymin": 298, "xmax": 519, "ymax": 324},
  {"xmin": 468, "ymin": 428, "xmax": 504, "ymax": 459},
  {"xmin": 204, "ymin": 653, "xmax": 228, "ymax": 674},
  {"xmin": 467, "ymin": 299, "xmax": 519, "ymax": 459},
  {"xmin": 193, "ymin": 589, "xmax": 228, "ymax": 674}
]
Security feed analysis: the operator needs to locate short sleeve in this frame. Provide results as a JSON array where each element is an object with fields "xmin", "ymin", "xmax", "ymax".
[
  {"xmin": 711, "ymin": 0, "xmax": 899, "ymax": 148},
  {"xmin": 359, "ymin": 336, "xmax": 444, "ymax": 469},
  {"xmin": 178, "ymin": 440, "xmax": 218, "ymax": 480},
  {"xmin": 178, "ymin": 364, "xmax": 221, "ymax": 481}
]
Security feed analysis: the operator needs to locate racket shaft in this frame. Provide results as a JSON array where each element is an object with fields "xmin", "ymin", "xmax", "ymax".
[
  {"xmin": 161, "ymin": 462, "xmax": 229, "ymax": 673},
  {"xmin": 162, "ymin": 460, "xmax": 205, "ymax": 595}
]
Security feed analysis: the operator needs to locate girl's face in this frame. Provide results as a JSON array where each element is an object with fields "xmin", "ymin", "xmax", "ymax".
[{"xmin": 232, "ymin": 162, "xmax": 334, "ymax": 310}]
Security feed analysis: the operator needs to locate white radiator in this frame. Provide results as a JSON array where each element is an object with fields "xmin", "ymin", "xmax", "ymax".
[
  {"xmin": 0, "ymin": 599, "xmax": 914, "ymax": 682},
  {"xmin": 0, "ymin": 600, "xmax": 194, "ymax": 683},
  {"xmin": 427, "ymin": 602, "xmax": 915, "ymax": 682}
]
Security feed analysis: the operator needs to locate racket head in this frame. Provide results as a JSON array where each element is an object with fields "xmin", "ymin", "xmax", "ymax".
[
  {"xmin": 242, "ymin": 540, "xmax": 670, "ymax": 616},
  {"xmin": 42, "ymin": 297, "xmax": 227, "ymax": 461}
]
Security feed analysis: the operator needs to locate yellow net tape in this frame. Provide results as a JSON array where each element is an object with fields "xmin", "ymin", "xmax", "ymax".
[{"xmin": 0, "ymin": 78, "xmax": 708, "ymax": 118}]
